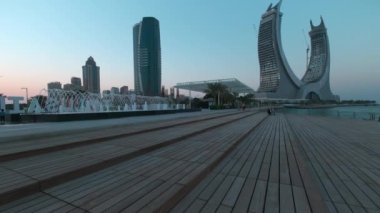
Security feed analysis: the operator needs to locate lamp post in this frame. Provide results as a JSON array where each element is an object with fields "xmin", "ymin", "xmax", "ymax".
[{"xmin": 21, "ymin": 87, "xmax": 28, "ymax": 105}]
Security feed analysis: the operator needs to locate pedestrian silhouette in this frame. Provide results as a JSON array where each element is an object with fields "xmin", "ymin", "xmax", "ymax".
[{"xmin": 0, "ymin": 109, "xmax": 5, "ymax": 124}]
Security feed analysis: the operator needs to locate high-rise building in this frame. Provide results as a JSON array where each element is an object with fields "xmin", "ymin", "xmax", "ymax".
[
  {"xmin": 120, "ymin": 86, "xmax": 129, "ymax": 95},
  {"xmin": 298, "ymin": 18, "xmax": 337, "ymax": 101},
  {"xmin": 110, "ymin": 87, "xmax": 120, "ymax": 94},
  {"xmin": 47, "ymin": 81, "xmax": 62, "ymax": 90},
  {"xmin": 257, "ymin": 1, "xmax": 301, "ymax": 98},
  {"xmin": 82, "ymin": 56, "xmax": 100, "ymax": 94},
  {"xmin": 71, "ymin": 77, "xmax": 82, "ymax": 91},
  {"xmin": 256, "ymin": 1, "xmax": 338, "ymax": 101},
  {"xmin": 133, "ymin": 17, "xmax": 161, "ymax": 96}
]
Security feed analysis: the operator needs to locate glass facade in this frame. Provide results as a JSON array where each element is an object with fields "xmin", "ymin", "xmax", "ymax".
[
  {"xmin": 133, "ymin": 17, "xmax": 161, "ymax": 96},
  {"xmin": 302, "ymin": 30, "xmax": 328, "ymax": 83},
  {"xmin": 258, "ymin": 20, "xmax": 280, "ymax": 92}
]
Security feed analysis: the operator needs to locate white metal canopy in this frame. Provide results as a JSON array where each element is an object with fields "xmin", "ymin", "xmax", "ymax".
[{"xmin": 174, "ymin": 78, "xmax": 255, "ymax": 94}]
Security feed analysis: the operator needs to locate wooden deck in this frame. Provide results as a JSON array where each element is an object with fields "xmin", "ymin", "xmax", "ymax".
[
  {"xmin": 0, "ymin": 111, "xmax": 380, "ymax": 212},
  {"xmin": 172, "ymin": 114, "xmax": 325, "ymax": 213},
  {"xmin": 286, "ymin": 114, "xmax": 380, "ymax": 213}
]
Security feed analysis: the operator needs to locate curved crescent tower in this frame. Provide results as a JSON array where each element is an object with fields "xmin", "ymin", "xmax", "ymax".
[
  {"xmin": 256, "ymin": 1, "xmax": 338, "ymax": 101},
  {"xmin": 298, "ymin": 18, "xmax": 337, "ymax": 101},
  {"xmin": 257, "ymin": 0, "xmax": 301, "ymax": 99}
]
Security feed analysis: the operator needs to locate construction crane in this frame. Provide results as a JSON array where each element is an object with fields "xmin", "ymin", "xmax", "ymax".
[{"xmin": 302, "ymin": 29, "xmax": 310, "ymax": 70}]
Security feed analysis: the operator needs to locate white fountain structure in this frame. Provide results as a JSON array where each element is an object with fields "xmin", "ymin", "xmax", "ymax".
[{"xmin": 27, "ymin": 89, "xmax": 182, "ymax": 114}]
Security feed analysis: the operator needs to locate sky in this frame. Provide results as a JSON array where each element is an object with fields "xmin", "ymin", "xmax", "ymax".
[{"xmin": 0, "ymin": 0, "xmax": 379, "ymax": 102}]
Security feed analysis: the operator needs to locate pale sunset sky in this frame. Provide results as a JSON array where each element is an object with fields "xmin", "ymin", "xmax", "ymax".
[{"xmin": 0, "ymin": 0, "xmax": 379, "ymax": 102}]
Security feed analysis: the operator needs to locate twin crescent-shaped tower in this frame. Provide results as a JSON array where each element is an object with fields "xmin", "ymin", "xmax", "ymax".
[{"xmin": 256, "ymin": 1, "xmax": 339, "ymax": 101}]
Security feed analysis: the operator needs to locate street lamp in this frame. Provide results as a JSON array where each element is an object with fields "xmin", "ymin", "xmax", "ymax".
[{"xmin": 21, "ymin": 87, "xmax": 28, "ymax": 105}]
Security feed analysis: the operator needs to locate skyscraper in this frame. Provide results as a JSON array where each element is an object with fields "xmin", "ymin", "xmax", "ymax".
[
  {"xmin": 82, "ymin": 56, "xmax": 100, "ymax": 94},
  {"xmin": 133, "ymin": 17, "xmax": 161, "ymax": 96},
  {"xmin": 297, "ymin": 18, "xmax": 337, "ymax": 101},
  {"xmin": 257, "ymin": 0, "xmax": 301, "ymax": 99},
  {"xmin": 256, "ymin": 1, "xmax": 338, "ymax": 101}
]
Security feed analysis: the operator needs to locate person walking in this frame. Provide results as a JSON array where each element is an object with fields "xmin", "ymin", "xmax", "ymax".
[{"xmin": 0, "ymin": 109, "xmax": 5, "ymax": 125}]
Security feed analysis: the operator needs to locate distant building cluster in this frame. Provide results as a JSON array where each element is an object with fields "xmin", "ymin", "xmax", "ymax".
[{"xmin": 46, "ymin": 16, "xmax": 163, "ymax": 98}]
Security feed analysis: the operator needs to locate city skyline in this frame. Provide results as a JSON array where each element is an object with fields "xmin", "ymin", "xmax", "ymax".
[{"xmin": 0, "ymin": 0, "xmax": 379, "ymax": 102}]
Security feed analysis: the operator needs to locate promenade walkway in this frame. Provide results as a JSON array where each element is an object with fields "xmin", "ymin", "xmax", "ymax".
[
  {"xmin": 286, "ymin": 114, "xmax": 380, "ymax": 213},
  {"xmin": 0, "ymin": 110, "xmax": 379, "ymax": 212}
]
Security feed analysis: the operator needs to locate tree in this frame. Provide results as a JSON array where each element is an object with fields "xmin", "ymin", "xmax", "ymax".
[
  {"xmin": 238, "ymin": 93, "xmax": 255, "ymax": 106},
  {"xmin": 191, "ymin": 98, "xmax": 208, "ymax": 109},
  {"xmin": 204, "ymin": 83, "xmax": 229, "ymax": 106}
]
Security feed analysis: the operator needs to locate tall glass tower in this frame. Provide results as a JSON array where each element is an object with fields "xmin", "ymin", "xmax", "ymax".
[
  {"xmin": 82, "ymin": 56, "xmax": 100, "ymax": 94},
  {"xmin": 257, "ymin": 0, "xmax": 301, "ymax": 99},
  {"xmin": 133, "ymin": 17, "xmax": 161, "ymax": 96}
]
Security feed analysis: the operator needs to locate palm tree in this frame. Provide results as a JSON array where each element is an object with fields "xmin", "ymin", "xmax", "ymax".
[
  {"xmin": 238, "ymin": 93, "xmax": 255, "ymax": 106},
  {"xmin": 204, "ymin": 83, "xmax": 229, "ymax": 106}
]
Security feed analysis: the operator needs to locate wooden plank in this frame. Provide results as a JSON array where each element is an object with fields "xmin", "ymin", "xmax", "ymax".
[
  {"xmin": 232, "ymin": 177, "xmax": 256, "ymax": 213},
  {"xmin": 0, "ymin": 193, "xmax": 47, "ymax": 212},
  {"xmin": 217, "ymin": 205, "xmax": 233, "ymax": 213},
  {"xmin": 334, "ymin": 203, "xmax": 353, "ymax": 213},
  {"xmin": 184, "ymin": 199, "xmax": 206, "ymax": 213},
  {"xmin": 264, "ymin": 182, "xmax": 279, "ymax": 213},
  {"xmin": 249, "ymin": 180, "xmax": 267, "ymax": 213},
  {"xmin": 52, "ymin": 171, "xmax": 134, "ymax": 202},
  {"xmin": 325, "ymin": 201, "xmax": 338, "ymax": 213},
  {"xmin": 70, "ymin": 174, "xmax": 143, "ymax": 208},
  {"xmin": 170, "ymin": 172, "xmax": 217, "ymax": 212},
  {"xmin": 284, "ymin": 115, "xmax": 330, "ymax": 213},
  {"xmin": 279, "ymin": 118, "xmax": 290, "ymax": 185},
  {"xmin": 90, "ymin": 179, "xmax": 163, "ymax": 212},
  {"xmin": 342, "ymin": 181, "xmax": 377, "ymax": 209},
  {"xmin": 292, "ymin": 186, "xmax": 310, "ymax": 213},
  {"xmin": 279, "ymin": 184, "xmax": 295, "ymax": 213},
  {"xmin": 200, "ymin": 176, "xmax": 235, "ymax": 213},
  {"xmin": 349, "ymin": 205, "xmax": 367, "ymax": 213},
  {"xmin": 198, "ymin": 175, "xmax": 227, "ymax": 201},
  {"xmin": 237, "ymin": 128, "xmax": 266, "ymax": 178},
  {"xmin": 135, "ymin": 184, "xmax": 183, "ymax": 213},
  {"xmin": 221, "ymin": 177, "xmax": 245, "ymax": 207},
  {"xmin": 268, "ymin": 117, "xmax": 280, "ymax": 184}
]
